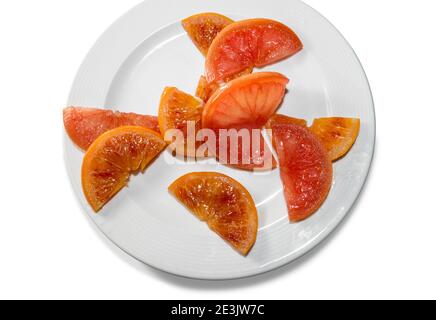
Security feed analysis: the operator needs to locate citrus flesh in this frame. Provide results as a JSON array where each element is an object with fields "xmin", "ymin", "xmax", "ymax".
[
  {"xmin": 203, "ymin": 72, "xmax": 289, "ymax": 130},
  {"xmin": 82, "ymin": 126, "xmax": 167, "ymax": 212},
  {"xmin": 158, "ymin": 87, "xmax": 204, "ymax": 158},
  {"xmin": 206, "ymin": 18, "xmax": 303, "ymax": 83},
  {"xmin": 64, "ymin": 107, "xmax": 159, "ymax": 150},
  {"xmin": 182, "ymin": 13, "xmax": 234, "ymax": 56},
  {"xmin": 202, "ymin": 72, "xmax": 288, "ymax": 170},
  {"xmin": 272, "ymin": 123, "xmax": 333, "ymax": 222},
  {"xmin": 311, "ymin": 117, "xmax": 360, "ymax": 161},
  {"xmin": 169, "ymin": 172, "xmax": 258, "ymax": 256}
]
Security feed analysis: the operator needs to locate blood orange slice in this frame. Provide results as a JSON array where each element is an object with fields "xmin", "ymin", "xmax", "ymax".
[
  {"xmin": 182, "ymin": 13, "xmax": 234, "ymax": 56},
  {"xmin": 311, "ymin": 117, "xmax": 360, "ymax": 161},
  {"xmin": 158, "ymin": 87, "xmax": 204, "ymax": 158},
  {"xmin": 206, "ymin": 18, "xmax": 303, "ymax": 83},
  {"xmin": 203, "ymin": 72, "xmax": 288, "ymax": 170},
  {"xmin": 169, "ymin": 172, "xmax": 258, "ymax": 256},
  {"xmin": 203, "ymin": 72, "xmax": 289, "ymax": 130},
  {"xmin": 64, "ymin": 107, "xmax": 159, "ymax": 150},
  {"xmin": 272, "ymin": 123, "xmax": 333, "ymax": 222},
  {"xmin": 82, "ymin": 126, "xmax": 167, "ymax": 212}
]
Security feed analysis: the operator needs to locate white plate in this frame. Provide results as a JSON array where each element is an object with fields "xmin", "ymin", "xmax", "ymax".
[{"xmin": 65, "ymin": 0, "xmax": 375, "ymax": 280}]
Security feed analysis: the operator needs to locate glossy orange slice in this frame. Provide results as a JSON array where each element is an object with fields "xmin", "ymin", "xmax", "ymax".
[
  {"xmin": 64, "ymin": 107, "xmax": 159, "ymax": 150},
  {"xmin": 169, "ymin": 172, "xmax": 258, "ymax": 255},
  {"xmin": 272, "ymin": 123, "xmax": 333, "ymax": 222},
  {"xmin": 158, "ymin": 87, "xmax": 204, "ymax": 158},
  {"xmin": 311, "ymin": 117, "xmax": 361, "ymax": 161},
  {"xmin": 203, "ymin": 72, "xmax": 289, "ymax": 130},
  {"xmin": 182, "ymin": 13, "xmax": 234, "ymax": 56},
  {"xmin": 82, "ymin": 126, "xmax": 167, "ymax": 212},
  {"xmin": 267, "ymin": 114, "xmax": 360, "ymax": 161},
  {"xmin": 206, "ymin": 18, "xmax": 303, "ymax": 83},
  {"xmin": 202, "ymin": 72, "xmax": 288, "ymax": 170}
]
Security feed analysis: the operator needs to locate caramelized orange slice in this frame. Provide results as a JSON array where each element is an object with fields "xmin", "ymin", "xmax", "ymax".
[
  {"xmin": 206, "ymin": 18, "xmax": 303, "ymax": 83},
  {"xmin": 158, "ymin": 87, "xmax": 204, "ymax": 158},
  {"xmin": 182, "ymin": 13, "xmax": 234, "ymax": 56},
  {"xmin": 310, "ymin": 118, "xmax": 361, "ymax": 161},
  {"xmin": 202, "ymin": 72, "xmax": 288, "ymax": 170},
  {"xmin": 82, "ymin": 126, "xmax": 167, "ymax": 212},
  {"xmin": 203, "ymin": 72, "xmax": 289, "ymax": 131},
  {"xmin": 64, "ymin": 107, "xmax": 159, "ymax": 150},
  {"xmin": 169, "ymin": 172, "xmax": 258, "ymax": 255},
  {"xmin": 272, "ymin": 123, "xmax": 333, "ymax": 222}
]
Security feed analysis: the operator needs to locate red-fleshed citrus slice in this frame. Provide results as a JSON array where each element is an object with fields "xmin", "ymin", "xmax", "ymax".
[
  {"xmin": 203, "ymin": 72, "xmax": 289, "ymax": 130},
  {"xmin": 158, "ymin": 87, "xmax": 204, "ymax": 158},
  {"xmin": 267, "ymin": 114, "xmax": 361, "ymax": 161},
  {"xmin": 206, "ymin": 18, "xmax": 303, "ymax": 83},
  {"xmin": 182, "ymin": 13, "xmax": 234, "ymax": 56},
  {"xmin": 63, "ymin": 107, "xmax": 159, "ymax": 150},
  {"xmin": 272, "ymin": 123, "xmax": 333, "ymax": 222},
  {"xmin": 310, "ymin": 117, "xmax": 361, "ymax": 161},
  {"xmin": 82, "ymin": 126, "xmax": 167, "ymax": 212},
  {"xmin": 202, "ymin": 72, "xmax": 289, "ymax": 170},
  {"xmin": 169, "ymin": 172, "xmax": 258, "ymax": 256}
]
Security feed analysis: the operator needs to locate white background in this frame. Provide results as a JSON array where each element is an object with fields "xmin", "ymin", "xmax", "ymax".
[{"xmin": 0, "ymin": 0, "xmax": 435, "ymax": 300}]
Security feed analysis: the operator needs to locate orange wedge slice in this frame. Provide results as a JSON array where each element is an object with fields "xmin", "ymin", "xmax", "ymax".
[
  {"xmin": 64, "ymin": 107, "xmax": 159, "ymax": 150},
  {"xmin": 311, "ymin": 117, "xmax": 360, "ymax": 161},
  {"xmin": 206, "ymin": 18, "xmax": 303, "ymax": 83},
  {"xmin": 158, "ymin": 87, "xmax": 204, "ymax": 158},
  {"xmin": 82, "ymin": 126, "xmax": 167, "ymax": 212},
  {"xmin": 182, "ymin": 13, "xmax": 234, "ymax": 56},
  {"xmin": 272, "ymin": 123, "xmax": 333, "ymax": 222},
  {"xmin": 202, "ymin": 72, "xmax": 288, "ymax": 170},
  {"xmin": 169, "ymin": 172, "xmax": 258, "ymax": 256}
]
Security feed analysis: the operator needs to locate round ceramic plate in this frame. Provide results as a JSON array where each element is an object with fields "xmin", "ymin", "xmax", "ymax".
[{"xmin": 65, "ymin": 0, "xmax": 375, "ymax": 280}]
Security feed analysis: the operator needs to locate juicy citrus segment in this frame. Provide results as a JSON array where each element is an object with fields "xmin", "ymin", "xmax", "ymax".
[
  {"xmin": 203, "ymin": 72, "xmax": 289, "ymax": 130},
  {"xmin": 206, "ymin": 18, "xmax": 303, "ymax": 83},
  {"xmin": 182, "ymin": 13, "xmax": 234, "ymax": 56},
  {"xmin": 272, "ymin": 123, "xmax": 333, "ymax": 222},
  {"xmin": 169, "ymin": 172, "xmax": 258, "ymax": 255},
  {"xmin": 158, "ymin": 87, "xmax": 204, "ymax": 158},
  {"xmin": 310, "ymin": 118, "xmax": 361, "ymax": 161},
  {"xmin": 82, "ymin": 126, "xmax": 167, "ymax": 212},
  {"xmin": 63, "ymin": 107, "xmax": 159, "ymax": 150},
  {"xmin": 202, "ymin": 72, "xmax": 288, "ymax": 170}
]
